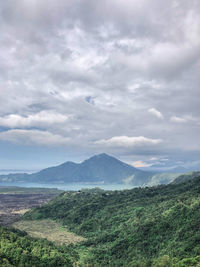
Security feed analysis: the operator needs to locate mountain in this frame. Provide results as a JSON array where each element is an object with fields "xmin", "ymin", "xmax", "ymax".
[
  {"xmin": 0, "ymin": 173, "xmax": 29, "ymax": 182},
  {"xmin": 0, "ymin": 153, "xmax": 180, "ymax": 186},
  {"xmin": 145, "ymin": 172, "xmax": 180, "ymax": 186},
  {"xmin": 27, "ymin": 153, "xmax": 153, "ymax": 186},
  {"xmin": 172, "ymin": 171, "xmax": 200, "ymax": 184}
]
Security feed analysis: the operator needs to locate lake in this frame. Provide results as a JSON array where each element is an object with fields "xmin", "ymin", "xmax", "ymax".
[{"xmin": 0, "ymin": 182, "xmax": 135, "ymax": 191}]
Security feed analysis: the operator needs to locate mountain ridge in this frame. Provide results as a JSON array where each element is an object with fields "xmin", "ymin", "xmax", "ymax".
[{"xmin": 28, "ymin": 153, "xmax": 153, "ymax": 185}]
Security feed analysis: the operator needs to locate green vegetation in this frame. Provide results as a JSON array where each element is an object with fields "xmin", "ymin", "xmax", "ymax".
[
  {"xmin": 0, "ymin": 226, "xmax": 78, "ymax": 267},
  {"xmin": 13, "ymin": 219, "xmax": 85, "ymax": 245},
  {"xmin": 172, "ymin": 171, "xmax": 200, "ymax": 184},
  {"xmin": 22, "ymin": 175, "xmax": 200, "ymax": 266}
]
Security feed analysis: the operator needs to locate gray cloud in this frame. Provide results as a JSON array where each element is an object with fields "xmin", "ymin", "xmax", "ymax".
[
  {"xmin": 0, "ymin": 129, "xmax": 71, "ymax": 146},
  {"xmin": 0, "ymin": 0, "xmax": 200, "ymax": 169},
  {"xmin": 95, "ymin": 136, "xmax": 162, "ymax": 148}
]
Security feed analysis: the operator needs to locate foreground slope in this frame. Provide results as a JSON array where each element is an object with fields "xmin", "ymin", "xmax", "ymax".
[{"xmin": 23, "ymin": 174, "xmax": 200, "ymax": 266}]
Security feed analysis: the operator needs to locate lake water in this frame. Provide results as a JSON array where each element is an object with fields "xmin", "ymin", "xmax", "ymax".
[{"xmin": 0, "ymin": 182, "xmax": 135, "ymax": 191}]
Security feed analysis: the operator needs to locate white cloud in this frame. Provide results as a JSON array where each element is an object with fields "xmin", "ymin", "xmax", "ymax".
[
  {"xmin": 148, "ymin": 108, "xmax": 164, "ymax": 119},
  {"xmin": 170, "ymin": 115, "xmax": 197, "ymax": 123},
  {"xmin": 150, "ymin": 157, "xmax": 158, "ymax": 161},
  {"xmin": 0, "ymin": 111, "xmax": 70, "ymax": 128},
  {"xmin": 170, "ymin": 116, "xmax": 187, "ymax": 123},
  {"xmin": 0, "ymin": 129, "xmax": 70, "ymax": 146},
  {"xmin": 95, "ymin": 136, "xmax": 162, "ymax": 147}
]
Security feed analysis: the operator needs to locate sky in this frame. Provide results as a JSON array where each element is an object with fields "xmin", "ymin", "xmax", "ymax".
[{"xmin": 0, "ymin": 0, "xmax": 200, "ymax": 172}]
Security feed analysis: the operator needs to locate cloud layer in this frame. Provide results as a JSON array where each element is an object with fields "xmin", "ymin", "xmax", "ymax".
[{"xmin": 0, "ymin": 0, "xmax": 200, "ymax": 169}]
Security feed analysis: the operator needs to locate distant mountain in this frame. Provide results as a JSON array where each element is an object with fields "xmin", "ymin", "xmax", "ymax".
[
  {"xmin": 0, "ymin": 153, "xmax": 184, "ymax": 186},
  {"xmin": 172, "ymin": 171, "xmax": 200, "ymax": 184},
  {"xmin": 139, "ymin": 164, "xmax": 200, "ymax": 174},
  {"xmin": 0, "ymin": 153, "xmax": 155, "ymax": 186},
  {"xmin": 0, "ymin": 173, "xmax": 29, "ymax": 182},
  {"xmin": 146, "ymin": 172, "xmax": 180, "ymax": 186},
  {"xmin": 27, "ymin": 153, "xmax": 154, "ymax": 186}
]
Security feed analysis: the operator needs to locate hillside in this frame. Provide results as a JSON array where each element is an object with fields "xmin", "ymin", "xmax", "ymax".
[
  {"xmin": 0, "ymin": 226, "xmax": 77, "ymax": 266},
  {"xmin": 22, "ymin": 174, "xmax": 200, "ymax": 266},
  {"xmin": 172, "ymin": 171, "xmax": 200, "ymax": 184}
]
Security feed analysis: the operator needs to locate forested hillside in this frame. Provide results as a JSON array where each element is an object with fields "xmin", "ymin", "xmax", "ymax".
[
  {"xmin": 172, "ymin": 171, "xmax": 200, "ymax": 184},
  {"xmin": 22, "ymin": 175, "xmax": 200, "ymax": 266},
  {"xmin": 0, "ymin": 227, "xmax": 77, "ymax": 267}
]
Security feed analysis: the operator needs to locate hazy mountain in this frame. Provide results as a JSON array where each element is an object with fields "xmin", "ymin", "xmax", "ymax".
[
  {"xmin": 0, "ymin": 153, "xmax": 154, "ymax": 186},
  {"xmin": 172, "ymin": 171, "xmax": 200, "ymax": 184},
  {"xmin": 0, "ymin": 153, "xmax": 182, "ymax": 186},
  {"xmin": 28, "ymin": 153, "xmax": 154, "ymax": 186},
  {"xmin": 146, "ymin": 172, "xmax": 180, "ymax": 186},
  {"xmin": 0, "ymin": 173, "xmax": 29, "ymax": 182}
]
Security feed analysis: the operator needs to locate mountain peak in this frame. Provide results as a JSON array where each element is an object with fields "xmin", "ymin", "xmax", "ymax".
[
  {"xmin": 83, "ymin": 153, "xmax": 111, "ymax": 161},
  {"xmin": 93, "ymin": 153, "xmax": 111, "ymax": 159}
]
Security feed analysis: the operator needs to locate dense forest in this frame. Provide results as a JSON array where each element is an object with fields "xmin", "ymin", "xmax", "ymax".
[
  {"xmin": 0, "ymin": 226, "xmax": 78, "ymax": 267},
  {"xmin": 21, "ymin": 175, "xmax": 200, "ymax": 266}
]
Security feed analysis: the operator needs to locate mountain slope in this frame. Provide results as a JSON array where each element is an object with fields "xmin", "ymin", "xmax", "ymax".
[
  {"xmin": 0, "ymin": 226, "xmax": 76, "ymax": 266},
  {"xmin": 172, "ymin": 171, "xmax": 200, "ymax": 184},
  {"xmin": 23, "ymin": 174, "xmax": 200, "ymax": 266}
]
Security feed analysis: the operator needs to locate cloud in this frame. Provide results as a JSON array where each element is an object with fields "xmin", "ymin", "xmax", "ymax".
[
  {"xmin": 0, "ymin": 0, "xmax": 199, "ymax": 169},
  {"xmin": 0, "ymin": 129, "xmax": 70, "ymax": 146},
  {"xmin": 170, "ymin": 116, "xmax": 187, "ymax": 123},
  {"xmin": 148, "ymin": 108, "xmax": 164, "ymax": 119},
  {"xmin": 0, "ymin": 111, "xmax": 70, "ymax": 128},
  {"xmin": 95, "ymin": 136, "xmax": 162, "ymax": 148},
  {"xmin": 170, "ymin": 115, "xmax": 198, "ymax": 123},
  {"xmin": 132, "ymin": 160, "xmax": 153, "ymax": 168}
]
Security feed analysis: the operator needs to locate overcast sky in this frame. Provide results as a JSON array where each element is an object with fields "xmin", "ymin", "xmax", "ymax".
[{"xmin": 0, "ymin": 0, "xmax": 200, "ymax": 172}]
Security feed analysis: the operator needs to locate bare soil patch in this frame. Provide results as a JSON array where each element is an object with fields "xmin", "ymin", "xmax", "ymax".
[
  {"xmin": 13, "ymin": 219, "xmax": 85, "ymax": 245},
  {"xmin": 0, "ymin": 188, "xmax": 61, "ymax": 226}
]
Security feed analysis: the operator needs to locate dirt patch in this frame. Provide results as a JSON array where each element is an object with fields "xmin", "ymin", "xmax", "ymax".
[
  {"xmin": 0, "ymin": 193, "xmax": 58, "ymax": 226},
  {"xmin": 13, "ymin": 219, "xmax": 86, "ymax": 245}
]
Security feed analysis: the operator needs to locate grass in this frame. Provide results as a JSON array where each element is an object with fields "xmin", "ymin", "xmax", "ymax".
[
  {"xmin": 11, "ymin": 209, "xmax": 30, "ymax": 214},
  {"xmin": 13, "ymin": 219, "xmax": 86, "ymax": 245}
]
